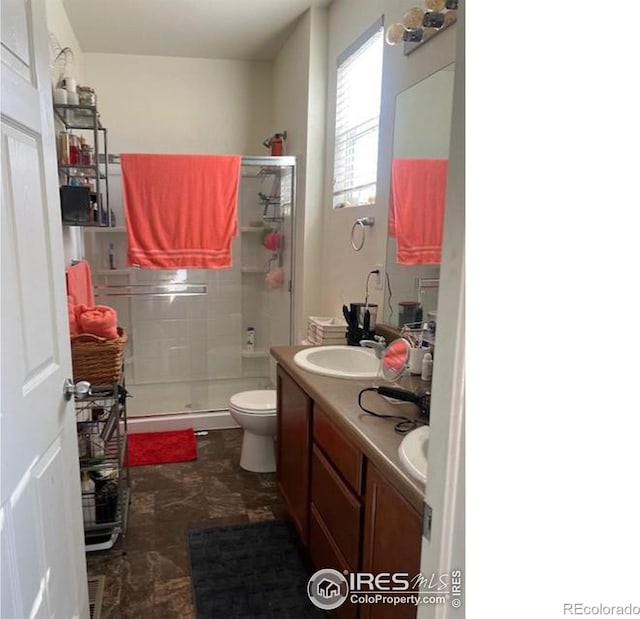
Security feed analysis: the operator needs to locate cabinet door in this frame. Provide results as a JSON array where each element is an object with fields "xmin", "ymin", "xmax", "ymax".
[
  {"xmin": 276, "ymin": 366, "xmax": 312, "ymax": 545},
  {"xmin": 361, "ymin": 464, "xmax": 423, "ymax": 619}
]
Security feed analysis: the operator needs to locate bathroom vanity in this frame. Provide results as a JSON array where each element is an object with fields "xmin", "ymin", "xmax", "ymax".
[{"xmin": 272, "ymin": 346, "xmax": 426, "ymax": 619}]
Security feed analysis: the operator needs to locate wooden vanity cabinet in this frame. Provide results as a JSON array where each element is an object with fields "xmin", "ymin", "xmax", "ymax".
[
  {"xmin": 276, "ymin": 366, "xmax": 313, "ymax": 546},
  {"xmin": 361, "ymin": 463, "xmax": 423, "ymax": 619},
  {"xmin": 275, "ymin": 364, "xmax": 423, "ymax": 619}
]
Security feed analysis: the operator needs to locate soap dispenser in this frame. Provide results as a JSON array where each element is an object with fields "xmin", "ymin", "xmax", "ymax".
[{"xmin": 421, "ymin": 351, "xmax": 433, "ymax": 381}]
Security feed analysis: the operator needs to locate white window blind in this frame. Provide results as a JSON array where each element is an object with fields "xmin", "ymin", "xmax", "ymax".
[{"xmin": 333, "ymin": 20, "xmax": 384, "ymax": 209}]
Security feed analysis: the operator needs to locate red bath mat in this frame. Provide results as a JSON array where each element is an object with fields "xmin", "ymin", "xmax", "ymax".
[{"xmin": 126, "ymin": 429, "xmax": 197, "ymax": 466}]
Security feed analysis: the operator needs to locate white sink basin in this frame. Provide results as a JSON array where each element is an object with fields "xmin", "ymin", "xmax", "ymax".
[
  {"xmin": 398, "ymin": 425, "xmax": 430, "ymax": 484},
  {"xmin": 293, "ymin": 345, "xmax": 380, "ymax": 379}
]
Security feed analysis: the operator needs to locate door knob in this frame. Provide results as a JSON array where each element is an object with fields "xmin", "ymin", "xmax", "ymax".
[{"xmin": 63, "ymin": 379, "xmax": 92, "ymax": 401}]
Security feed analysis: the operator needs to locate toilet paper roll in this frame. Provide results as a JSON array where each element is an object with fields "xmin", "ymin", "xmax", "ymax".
[
  {"xmin": 53, "ymin": 88, "xmax": 67, "ymax": 104},
  {"xmin": 61, "ymin": 76, "xmax": 77, "ymax": 93}
]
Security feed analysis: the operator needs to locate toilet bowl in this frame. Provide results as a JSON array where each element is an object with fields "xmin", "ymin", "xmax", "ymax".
[{"xmin": 229, "ymin": 390, "xmax": 277, "ymax": 472}]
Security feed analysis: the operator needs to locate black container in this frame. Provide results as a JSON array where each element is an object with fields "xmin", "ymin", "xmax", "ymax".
[
  {"xmin": 398, "ymin": 301, "xmax": 423, "ymax": 327},
  {"xmin": 60, "ymin": 185, "xmax": 91, "ymax": 224}
]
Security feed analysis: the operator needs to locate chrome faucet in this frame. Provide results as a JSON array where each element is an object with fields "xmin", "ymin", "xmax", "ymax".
[{"xmin": 359, "ymin": 336, "xmax": 386, "ymax": 358}]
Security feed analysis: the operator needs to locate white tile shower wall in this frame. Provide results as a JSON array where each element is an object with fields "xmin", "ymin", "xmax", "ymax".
[{"xmin": 129, "ymin": 264, "xmax": 243, "ymax": 387}]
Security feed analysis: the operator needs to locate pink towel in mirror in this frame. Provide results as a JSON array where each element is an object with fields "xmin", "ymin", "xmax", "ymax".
[{"xmin": 389, "ymin": 158, "xmax": 448, "ymax": 265}]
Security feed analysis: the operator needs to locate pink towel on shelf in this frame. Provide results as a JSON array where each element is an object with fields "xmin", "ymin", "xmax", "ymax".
[
  {"xmin": 66, "ymin": 260, "xmax": 95, "ymax": 307},
  {"xmin": 120, "ymin": 153, "xmax": 241, "ymax": 269},
  {"xmin": 389, "ymin": 159, "xmax": 448, "ymax": 265},
  {"xmin": 77, "ymin": 304, "xmax": 118, "ymax": 340}
]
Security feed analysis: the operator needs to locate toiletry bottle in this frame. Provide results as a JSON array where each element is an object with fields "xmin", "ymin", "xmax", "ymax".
[
  {"xmin": 69, "ymin": 133, "xmax": 80, "ymax": 165},
  {"xmin": 108, "ymin": 243, "xmax": 116, "ymax": 270},
  {"xmin": 421, "ymin": 351, "xmax": 433, "ymax": 381},
  {"xmin": 58, "ymin": 130, "xmax": 70, "ymax": 165},
  {"xmin": 81, "ymin": 472, "xmax": 96, "ymax": 526},
  {"xmin": 246, "ymin": 327, "xmax": 255, "ymax": 351}
]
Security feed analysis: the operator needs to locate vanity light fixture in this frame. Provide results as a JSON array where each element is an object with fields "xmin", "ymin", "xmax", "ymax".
[{"xmin": 385, "ymin": 0, "xmax": 458, "ymax": 54}]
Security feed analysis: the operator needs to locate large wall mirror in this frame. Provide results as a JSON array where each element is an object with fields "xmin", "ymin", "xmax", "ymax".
[{"xmin": 383, "ymin": 62, "xmax": 455, "ymax": 328}]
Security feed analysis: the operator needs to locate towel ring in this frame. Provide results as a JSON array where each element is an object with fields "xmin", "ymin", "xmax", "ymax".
[{"xmin": 350, "ymin": 217, "xmax": 375, "ymax": 252}]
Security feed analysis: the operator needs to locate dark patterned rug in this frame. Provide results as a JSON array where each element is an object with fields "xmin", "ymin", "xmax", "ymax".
[{"xmin": 187, "ymin": 520, "xmax": 325, "ymax": 618}]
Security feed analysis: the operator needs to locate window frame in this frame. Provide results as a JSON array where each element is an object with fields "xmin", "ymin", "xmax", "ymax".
[{"xmin": 332, "ymin": 16, "xmax": 384, "ymax": 210}]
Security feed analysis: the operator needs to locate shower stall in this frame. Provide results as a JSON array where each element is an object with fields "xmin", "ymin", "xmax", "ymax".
[{"xmin": 84, "ymin": 156, "xmax": 296, "ymax": 417}]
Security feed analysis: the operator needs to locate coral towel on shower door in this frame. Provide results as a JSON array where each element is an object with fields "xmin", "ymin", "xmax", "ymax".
[
  {"xmin": 389, "ymin": 158, "xmax": 448, "ymax": 265},
  {"xmin": 121, "ymin": 153, "xmax": 241, "ymax": 268}
]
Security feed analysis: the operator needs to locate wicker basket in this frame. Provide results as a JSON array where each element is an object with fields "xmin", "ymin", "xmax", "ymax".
[{"xmin": 71, "ymin": 327, "xmax": 127, "ymax": 385}]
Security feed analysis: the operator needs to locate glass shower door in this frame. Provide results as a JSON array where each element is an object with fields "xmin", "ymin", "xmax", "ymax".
[{"xmin": 89, "ymin": 156, "xmax": 295, "ymax": 417}]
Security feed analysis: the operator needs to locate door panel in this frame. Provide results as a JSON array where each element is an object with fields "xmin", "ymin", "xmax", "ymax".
[
  {"xmin": 1, "ymin": 0, "xmax": 89, "ymax": 616},
  {"xmin": 1, "ymin": 509, "xmax": 20, "ymax": 617},
  {"xmin": 0, "ymin": 0, "xmax": 34, "ymax": 82},
  {"xmin": 33, "ymin": 436, "xmax": 81, "ymax": 619},
  {"xmin": 4, "ymin": 473, "xmax": 47, "ymax": 618},
  {"xmin": 3, "ymin": 123, "xmax": 58, "ymax": 383}
]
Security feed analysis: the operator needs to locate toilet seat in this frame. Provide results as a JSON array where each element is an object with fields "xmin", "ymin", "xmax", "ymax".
[{"xmin": 229, "ymin": 390, "xmax": 276, "ymax": 415}]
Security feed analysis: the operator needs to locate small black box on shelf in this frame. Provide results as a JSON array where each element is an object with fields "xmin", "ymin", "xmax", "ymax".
[{"xmin": 60, "ymin": 185, "xmax": 91, "ymax": 224}]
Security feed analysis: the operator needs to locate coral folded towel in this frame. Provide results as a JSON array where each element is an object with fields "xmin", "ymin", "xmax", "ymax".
[
  {"xmin": 77, "ymin": 304, "xmax": 118, "ymax": 340},
  {"xmin": 66, "ymin": 259, "xmax": 95, "ymax": 306},
  {"xmin": 121, "ymin": 153, "xmax": 241, "ymax": 269},
  {"xmin": 67, "ymin": 297, "xmax": 79, "ymax": 335},
  {"xmin": 389, "ymin": 159, "xmax": 448, "ymax": 265}
]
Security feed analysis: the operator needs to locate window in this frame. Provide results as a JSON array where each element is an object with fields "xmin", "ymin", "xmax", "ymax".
[{"xmin": 333, "ymin": 19, "xmax": 384, "ymax": 209}]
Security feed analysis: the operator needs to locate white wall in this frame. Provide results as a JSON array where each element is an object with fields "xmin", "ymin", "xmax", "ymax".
[
  {"xmin": 45, "ymin": 0, "xmax": 85, "ymax": 266},
  {"xmin": 272, "ymin": 7, "xmax": 328, "ymax": 343},
  {"xmin": 320, "ymin": 0, "xmax": 386, "ymax": 317},
  {"xmin": 320, "ymin": 0, "xmax": 457, "ymax": 321},
  {"xmin": 45, "ymin": 0, "xmax": 85, "ymax": 82},
  {"xmin": 83, "ymin": 53, "xmax": 273, "ymax": 156}
]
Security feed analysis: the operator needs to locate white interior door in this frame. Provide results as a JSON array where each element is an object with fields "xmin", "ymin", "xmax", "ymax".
[{"xmin": 1, "ymin": 0, "xmax": 89, "ymax": 617}]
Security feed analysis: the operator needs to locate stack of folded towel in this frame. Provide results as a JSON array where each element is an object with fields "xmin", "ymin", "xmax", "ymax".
[
  {"xmin": 307, "ymin": 317, "xmax": 348, "ymax": 346},
  {"xmin": 68, "ymin": 301, "xmax": 119, "ymax": 339},
  {"xmin": 67, "ymin": 259, "xmax": 119, "ymax": 340}
]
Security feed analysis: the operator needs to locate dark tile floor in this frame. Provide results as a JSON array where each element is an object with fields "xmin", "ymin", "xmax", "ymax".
[{"xmin": 86, "ymin": 429, "xmax": 285, "ymax": 618}]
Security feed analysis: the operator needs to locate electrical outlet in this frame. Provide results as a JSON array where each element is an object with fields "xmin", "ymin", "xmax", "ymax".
[{"xmin": 374, "ymin": 264, "xmax": 384, "ymax": 290}]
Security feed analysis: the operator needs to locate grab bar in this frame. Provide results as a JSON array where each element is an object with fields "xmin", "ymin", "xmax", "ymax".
[{"xmin": 94, "ymin": 283, "xmax": 207, "ymax": 298}]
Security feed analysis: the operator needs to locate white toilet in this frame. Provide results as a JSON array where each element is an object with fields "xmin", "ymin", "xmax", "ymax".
[{"xmin": 229, "ymin": 390, "xmax": 277, "ymax": 472}]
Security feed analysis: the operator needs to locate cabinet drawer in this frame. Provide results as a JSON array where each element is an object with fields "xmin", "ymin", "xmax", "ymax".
[
  {"xmin": 313, "ymin": 404, "xmax": 363, "ymax": 494},
  {"xmin": 309, "ymin": 505, "xmax": 358, "ymax": 619},
  {"xmin": 311, "ymin": 445, "xmax": 361, "ymax": 571}
]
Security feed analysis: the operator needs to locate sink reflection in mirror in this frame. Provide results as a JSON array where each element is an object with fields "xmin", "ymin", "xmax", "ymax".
[{"xmin": 384, "ymin": 62, "xmax": 455, "ymax": 330}]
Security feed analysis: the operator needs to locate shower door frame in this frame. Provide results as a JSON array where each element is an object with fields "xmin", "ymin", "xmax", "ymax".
[{"xmin": 241, "ymin": 155, "xmax": 297, "ymax": 347}]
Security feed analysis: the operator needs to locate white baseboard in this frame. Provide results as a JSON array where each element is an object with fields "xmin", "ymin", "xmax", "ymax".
[{"xmin": 127, "ymin": 409, "xmax": 239, "ymax": 434}]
